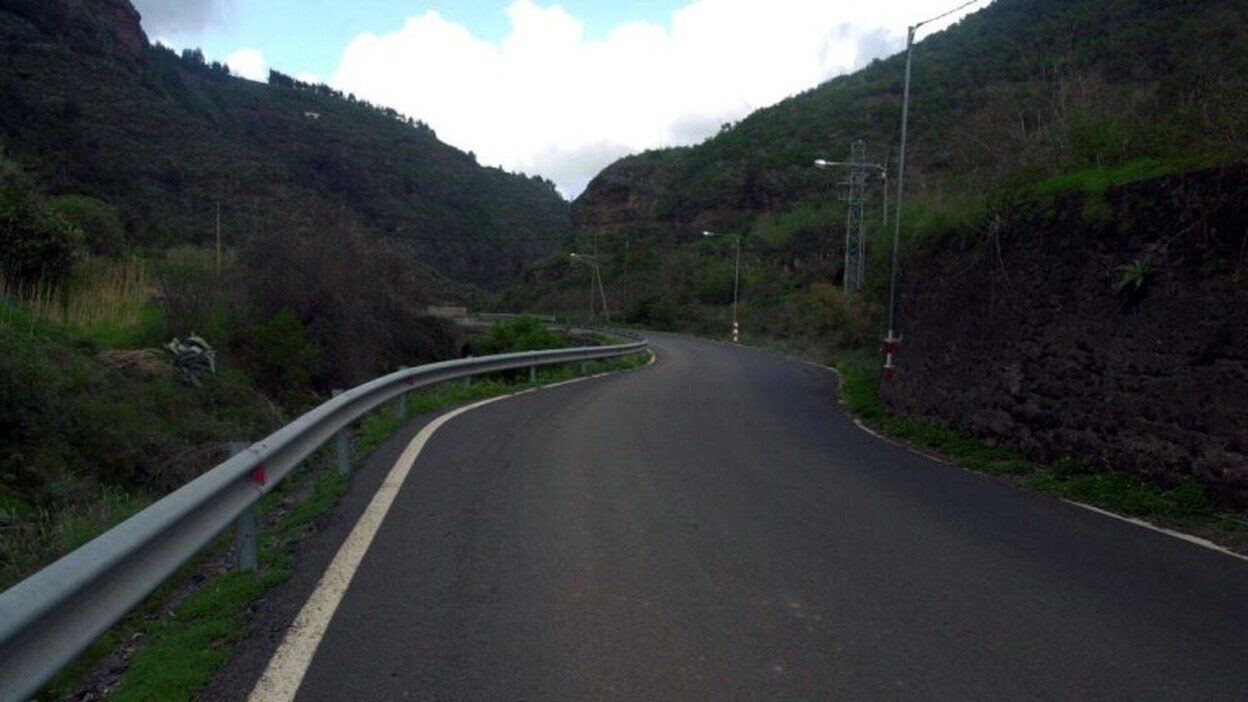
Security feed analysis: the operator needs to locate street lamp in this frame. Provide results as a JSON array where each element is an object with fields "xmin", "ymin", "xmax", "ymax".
[
  {"xmin": 884, "ymin": 0, "xmax": 987, "ymax": 379},
  {"xmin": 702, "ymin": 231, "xmax": 740, "ymax": 343},
  {"xmin": 814, "ymin": 159, "xmax": 887, "ymax": 229},
  {"xmin": 813, "ymin": 154, "xmax": 893, "ymax": 293},
  {"xmin": 569, "ymin": 253, "xmax": 610, "ymax": 324}
]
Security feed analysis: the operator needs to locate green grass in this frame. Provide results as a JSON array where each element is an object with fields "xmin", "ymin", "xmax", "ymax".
[
  {"xmin": 1024, "ymin": 156, "xmax": 1201, "ymax": 199},
  {"xmin": 109, "ymin": 561, "xmax": 285, "ymax": 702},
  {"xmin": 1, "ymin": 488, "xmax": 154, "ymax": 591},
  {"xmin": 829, "ymin": 347, "xmax": 1236, "ymax": 527},
  {"xmin": 1030, "ymin": 464, "xmax": 1216, "ymax": 527}
]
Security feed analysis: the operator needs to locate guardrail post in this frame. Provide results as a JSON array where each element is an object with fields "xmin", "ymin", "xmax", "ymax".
[
  {"xmin": 332, "ymin": 389, "xmax": 351, "ymax": 475},
  {"xmin": 395, "ymin": 366, "xmax": 409, "ymax": 421},
  {"xmin": 529, "ymin": 365, "xmax": 537, "ymax": 383},
  {"xmin": 581, "ymin": 361, "xmax": 588, "ymax": 375},
  {"xmin": 230, "ymin": 441, "xmax": 257, "ymax": 572}
]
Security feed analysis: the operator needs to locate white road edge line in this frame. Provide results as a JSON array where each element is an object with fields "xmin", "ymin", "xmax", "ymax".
[
  {"xmin": 802, "ymin": 359, "xmax": 1248, "ymax": 564},
  {"xmin": 1059, "ymin": 499, "xmax": 1248, "ymax": 563},
  {"xmin": 248, "ymin": 354, "xmax": 655, "ymax": 702}
]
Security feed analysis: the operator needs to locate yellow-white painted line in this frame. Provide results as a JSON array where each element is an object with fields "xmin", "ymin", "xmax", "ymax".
[
  {"xmin": 248, "ymin": 354, "xmax": 656, "ymax": 702},
  {"xmin": 246, "ymin": 394, "xmax": 509, "ymax": 702}
]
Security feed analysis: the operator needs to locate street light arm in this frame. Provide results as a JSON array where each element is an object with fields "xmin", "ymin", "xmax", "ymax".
[
  {"xmin": 814, "ymin": 159, "xmax": 887, "ymax": 175},
  {"xmin": 912, "ymin": 0, "xmax": 984, "ymax": 32}
]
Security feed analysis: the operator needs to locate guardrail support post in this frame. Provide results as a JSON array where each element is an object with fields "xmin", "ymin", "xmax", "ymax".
[
  {"xmin": 230, "ymin": 441, "xmax": 257, "ymax": 572},
  {"xmin": 581, "ymin": 361, "xmax": 588, "ymax": 375},
  {"xmin": 530, "ymin": 365, "xmax": 537, "ymax": 383},
  {"xmin": 332, "ymin": 389, "xmax": 351, "ymax": 475},
  {"xmin": 395, "ymin": 366, "xmax": 409, "ymax": 421}
]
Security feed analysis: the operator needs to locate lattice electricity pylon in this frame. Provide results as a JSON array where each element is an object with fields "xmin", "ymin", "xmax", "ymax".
[{"xmin": 839, "ymin": 139, "xmax": 869, "ymax": 294}]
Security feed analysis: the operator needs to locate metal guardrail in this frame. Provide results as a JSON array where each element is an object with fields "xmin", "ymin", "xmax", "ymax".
[{"xmin": 0, "ymin": 333, "xmax": 647, "ymax": 701}]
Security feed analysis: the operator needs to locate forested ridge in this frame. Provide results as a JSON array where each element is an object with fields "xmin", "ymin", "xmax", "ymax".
[{"xmin": 0, "ymin": 0, "xmax": 570, "ymax": 288}]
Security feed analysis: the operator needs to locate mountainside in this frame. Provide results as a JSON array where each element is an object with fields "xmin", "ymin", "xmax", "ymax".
[
  {"xmin": 0, "ymin": 0, "xmax": 570, "ymax": 288},
  {"xmin": 573, "ymin": 0, "xmax": 1247, "ymax": 239},
  {"xmin": 508, "ymin": 0, "xmax": 1248, "ymax": 330}
]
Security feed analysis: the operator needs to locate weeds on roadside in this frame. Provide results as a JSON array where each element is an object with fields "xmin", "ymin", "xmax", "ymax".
[{"xmin": 828, "ymin": 347, "xmax": 1233, "ymax": 528}]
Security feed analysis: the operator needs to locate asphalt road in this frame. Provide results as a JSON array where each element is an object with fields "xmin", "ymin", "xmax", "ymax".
[{"xmin": 280, "ymin": 333, "xmax": 1248, "ymax": 701}]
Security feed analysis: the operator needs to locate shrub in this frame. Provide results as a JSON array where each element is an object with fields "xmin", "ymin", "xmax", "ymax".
[
  {"xmin": 250, "ymin": 310, "xmax": 320, "ymax": 393},
  {"xmin": 0, "ymin": 329, "xmax": 69, "ymax": 495},
  {"xmin": 151, "ymin": 246, "xmax": 249, "ymax": 344},
  {"xmin": 474, "ymin": 316, "xmax": 568, "ymax": 355},
  {"xmin": 48, "ymin": 194, "xmax": 127, "ymax": 257},
  {"xmin": 0, "ymin": 185, "xmax": 81, "ymax": 287}
]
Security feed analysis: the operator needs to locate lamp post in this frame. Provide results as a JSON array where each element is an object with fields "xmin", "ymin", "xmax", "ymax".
[
  {"xmin": 569, "ymin": 253, "xmax": 610, "ymax": 324},
  {"xmin": 702, "ymin": 231, "xmax": 740, "ymax": 343},
  {"xmin": 883, "ymin": 0, "xmax": 986, "ymax": 380}
]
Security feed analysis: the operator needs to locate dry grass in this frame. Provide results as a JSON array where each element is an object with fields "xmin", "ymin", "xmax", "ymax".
[{"xmin": 1, "ymin": 257, "xmax": 150, "ymax": 338}]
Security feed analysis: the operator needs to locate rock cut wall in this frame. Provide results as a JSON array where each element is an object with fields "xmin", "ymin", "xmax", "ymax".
[{"xmin": 882, "ymin": 163, "xmax": 1248, "ymax": 508}]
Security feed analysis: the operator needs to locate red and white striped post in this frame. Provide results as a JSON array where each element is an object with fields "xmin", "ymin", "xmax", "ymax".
[{"xmin": 882, "ymin": 332, "xmax": 902, "ymax": 380}]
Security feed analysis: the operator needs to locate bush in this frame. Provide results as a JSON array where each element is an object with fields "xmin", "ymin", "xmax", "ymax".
[
  {"xmin": 48, "ymin": 194, "xmax": 127, "ymax": 257},
  {"xmin": 0, "ymin": 329, "xmax": 69, "ymax": 496},
  {"xmin": 245, "ymin": 212, "xmax": 453, "ymax": 388},
  {"xmin": 151, "ymin": 246, "xmax": 249, "ymax": 344},
  {"xmin": 473, "ymin": 316, "xmax": 568, "ymax": 355},
  {"xmin": 0, "ymin": 185, "xmax": 81, "ymax": 287},
  {"xmin": 250, "ymin": 310, "xmax": 320, "ymax": 393}
]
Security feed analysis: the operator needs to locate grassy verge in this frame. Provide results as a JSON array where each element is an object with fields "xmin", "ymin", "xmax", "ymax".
[
  {"xmin": 829, "ymin": 347, "xmax": 1246, "ymax": 538},
  {"xmin": 42, "ymin": 349, "xmax": 650, "ymax": 701}
]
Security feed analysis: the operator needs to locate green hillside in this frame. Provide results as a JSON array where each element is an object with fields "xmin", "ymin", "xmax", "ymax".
[
  {"xmin": 0, "ymin": 0, "xmax": 570, "ymax": 288},
  {"xmin": 512, "ymin": 0, "xmax": 1247, "ymax": 332}
]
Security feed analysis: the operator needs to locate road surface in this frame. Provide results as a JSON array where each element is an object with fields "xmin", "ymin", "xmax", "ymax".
[{"xmin": 234, "ymin": 333, "xmax": 1248, "ymax": 700}]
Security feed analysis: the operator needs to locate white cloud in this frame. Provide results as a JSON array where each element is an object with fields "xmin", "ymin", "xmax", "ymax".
[
  {"xmin": 226, "ymin": 47, "xmax": 268, "ymax": 82},
  {"xmin": 132, "ymin": 0, "xmax": 232, "ymax": 40},
  {"xmin": 332, "ymin": 0, "xmax": 989, "ymax": 198}
]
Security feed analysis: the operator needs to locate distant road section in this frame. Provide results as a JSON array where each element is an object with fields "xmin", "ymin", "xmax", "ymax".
[{"xmin": 272, "ymin": 334, "xmax": 1248, "ymax": 701}]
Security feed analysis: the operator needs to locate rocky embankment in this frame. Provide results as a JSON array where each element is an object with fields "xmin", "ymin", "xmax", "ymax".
[{"xmin": 883, "ymin": 163, "xmax": 1248, "ymax": 508}]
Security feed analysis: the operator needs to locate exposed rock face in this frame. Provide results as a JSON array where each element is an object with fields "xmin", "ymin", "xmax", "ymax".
[
  {"xmin": 882, "ymin": 163, "xmax": 1248, "ymax": 508},
  {"xmin": 100, "ymin": 0, "xmax": 147, "ymax": 59},
  {"xmin": 572, "ymin": 152, "xmax": 672, "ymax": 232}
]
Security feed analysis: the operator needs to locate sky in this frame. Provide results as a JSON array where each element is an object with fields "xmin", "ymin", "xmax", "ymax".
[{"xmin": 132, "ymin": 0, "xmax": 989, "ymax": 199}]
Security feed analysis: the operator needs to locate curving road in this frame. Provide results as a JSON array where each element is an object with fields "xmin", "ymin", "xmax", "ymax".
[{"xmin": 238, "ymin": 333, "xmax": 1248, "ymax": 700}]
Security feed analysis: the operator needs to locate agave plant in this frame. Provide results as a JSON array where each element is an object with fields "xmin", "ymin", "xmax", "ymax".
[
  {"xmin": 165, "ymin": 333, "xmax": 217, "ymax": 387},
  {"xmin": 1113, "ymin": 258, "xmax": 1152, "ymax": 296}
]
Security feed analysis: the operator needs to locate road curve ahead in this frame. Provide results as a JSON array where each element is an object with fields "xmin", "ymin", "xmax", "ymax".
[{"xmin": 287, "ymin": 334, "xmax": 1248, "ymax": 701}]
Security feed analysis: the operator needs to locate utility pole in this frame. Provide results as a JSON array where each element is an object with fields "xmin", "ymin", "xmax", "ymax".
[
  {"xmin": 842, "ymin": 139, "xmax": 868, "ymax": 295},
  {"xmin": 702, "ymin": 231, "xmax": 741, "ymax": 342},
  {"xmin": 814, "ymin": 141, "xmax": 885, "ymax": 297},
  {"xmin": 215, "ymin": 201, "xmax": 222, "ymax": 276},
  {"xmin": 623, "ymin": 236, "xmax": 631, "ymax": 317},
  {"xmin": 884, "ymin": 0, "xmax": 986, "ymax": 378}
]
